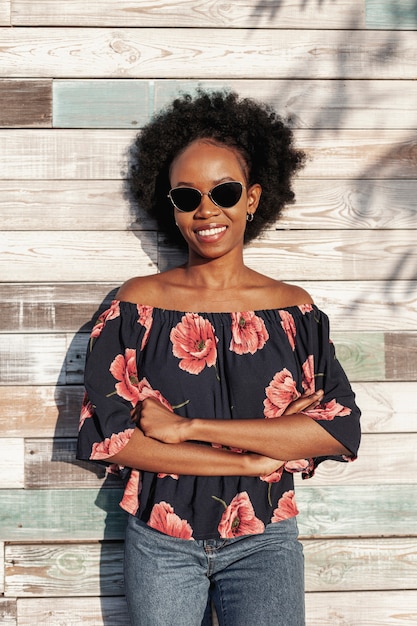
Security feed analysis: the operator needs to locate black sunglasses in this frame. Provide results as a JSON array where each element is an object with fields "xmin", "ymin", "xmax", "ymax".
[{"xmin": 167, "ymin": 181, "xmax": 245, "ymax": 213}]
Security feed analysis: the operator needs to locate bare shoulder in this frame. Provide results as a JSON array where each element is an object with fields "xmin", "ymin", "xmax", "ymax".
[
  {"xmin": 115, "ymin": 274, "xmax": 162, "ymax": 304},
  {"xmin": 262, "ymin": 278, "xmax": 314, "ymax": 309}
]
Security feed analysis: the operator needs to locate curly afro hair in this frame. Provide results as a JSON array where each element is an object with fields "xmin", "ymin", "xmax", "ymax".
[{"xmin": 128, "ymin": 89, "xmax": 305, "ymax": 248}]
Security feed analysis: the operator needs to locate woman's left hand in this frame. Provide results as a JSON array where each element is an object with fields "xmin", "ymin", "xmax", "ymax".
[{"xmin": 133, "ymin": 398, "xmax": 190, "ymax": 444}]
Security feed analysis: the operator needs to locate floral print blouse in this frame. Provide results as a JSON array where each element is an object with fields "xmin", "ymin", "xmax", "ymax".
[{"xmin": 77, "ymin": 301, "xmax": 361, "ymax": 541}]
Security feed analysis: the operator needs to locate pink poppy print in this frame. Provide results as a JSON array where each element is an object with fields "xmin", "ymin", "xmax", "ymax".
[
  {"xmin": 120, "ymin": 469, "xmax": 142, "ymax": 515},
  {"xmin": 303, "ymin": 398, "xmax": 352, "ymax": 421},
  {"xmin": 302, "ymin": 355, "xmax": 315, "ymax": 395},
  {"xmin": 170, "ymin": 313, "xmax": 218, "ymax": 375},
  {"xmin": 263, "ymin": 368, "xmax": 300, "ymax": 418},
  {"xmin": 260, "ymin": 465, "xmax": 284, "ymax": 484},
  {"xmin": 148, "ymin": 502, "xmax": 194, "ymax": 539},
  {"xmin": 110, "ymin": 348, "xmax": 140, "ymax": 405},
  {"xmin": 284, "ymin": 458, "xmax": 313, "ymax": 473},
  {"xmin": 90, "ymin": 428, "xmax": 134, "ymax": 460},
  {"xmin": 217, "ymin": 492, "xmax": 265, "ymax": 538},
  {"xmin": 137, "ymin": 305, "xmax": 153, "ymax": 350},
  {"xmin": 298, "ymin": 304, "xmax": 314, "ymax": 314},
  {"xmin": 136, "ymin": 377, "xmax": 172, "ymax": 411},
  {"xmin": 271, "ymin": 490, "xmax": 299, "ymax": 523},
  {"xmin": 90, "ymin": 300, "xmax": 120, "ymax": 341},
  {"xmin": 229, "ymin": 311, "xmax": 269, "ymax": 355},
  {"xmin": 279, "ymin": 310, "xmax": 296, "ymax": 350},
  {"xmin": 79, "ymin": 392, "xmax": 95, "ymax": 431},
  {"xmin": 157, "ymin": 473, "xmax": 180, "ymax": 480}
]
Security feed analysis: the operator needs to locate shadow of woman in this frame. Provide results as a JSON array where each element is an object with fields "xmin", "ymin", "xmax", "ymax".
[{"xmin": 52, "ymin": 288, "xmax": 130, "ymax": 624}]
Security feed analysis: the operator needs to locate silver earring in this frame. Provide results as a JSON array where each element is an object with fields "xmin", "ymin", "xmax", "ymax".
[{"xmin": 246, "ymin": 213, "xmax": 254, "ymax": 222}]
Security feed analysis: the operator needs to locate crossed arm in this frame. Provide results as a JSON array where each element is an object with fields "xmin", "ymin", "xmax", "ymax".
[{"xmin": 107, "ymin": 390, "xmax": 350, "ymax": 477}]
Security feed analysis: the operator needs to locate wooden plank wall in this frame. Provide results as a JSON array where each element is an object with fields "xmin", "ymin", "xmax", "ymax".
[{"xmin": 1, "ymin": 1, "xmax": 417, "ymax": 624}]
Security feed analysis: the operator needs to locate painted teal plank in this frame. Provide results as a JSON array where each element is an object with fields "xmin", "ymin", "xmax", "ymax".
[
  {"xmin": 1, "ymin": 486, "xmax": 416, "ymax": 541},
  {"xmin": 53, "ymin": 80, "xmax": 150, "ymax": 128},
  {"xmin": 366, "ymin": 0, "xmax": 417, "ymax": 29}
]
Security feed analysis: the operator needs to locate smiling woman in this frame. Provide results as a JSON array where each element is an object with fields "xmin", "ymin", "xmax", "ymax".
[{"xmin": 77, "ymin": 90, "xmax": 361, "ymax": 626}]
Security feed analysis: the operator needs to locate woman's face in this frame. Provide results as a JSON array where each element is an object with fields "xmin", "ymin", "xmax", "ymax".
[{"xmin": 169, "ymin": 139, "xmax": 261, "ymax": 261}]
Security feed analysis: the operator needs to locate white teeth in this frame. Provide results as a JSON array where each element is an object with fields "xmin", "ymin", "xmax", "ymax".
[{"xmin": 197, "ymin": 226, "xmax": 226, "ymax": 237}]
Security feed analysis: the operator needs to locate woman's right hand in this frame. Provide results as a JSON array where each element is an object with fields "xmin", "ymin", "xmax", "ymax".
[
  {"xmin": 282, "ymin": 389, "xmax": 324, "ymax": 415},
  {"xmin": 248, "ymin": 454, "xmax": 285, "ymax": 477}
]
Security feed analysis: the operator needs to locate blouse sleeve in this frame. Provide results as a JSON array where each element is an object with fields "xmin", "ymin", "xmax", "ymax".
[
  {"xmin": 76, "ymin": 300, "xmax": 149, "ymax": 466},
  {"xmin": 295, "ymin": 305, "xmax": 361, "ymax": 479}
]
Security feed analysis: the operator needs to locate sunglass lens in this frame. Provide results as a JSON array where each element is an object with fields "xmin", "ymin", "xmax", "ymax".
[
  {"xmin": 170, "ymin": 188, "xmax": 202, "ymax": 212},
  {"xmin": 211, "ymin": 182, "xmax": 243, "ymax": 207}
]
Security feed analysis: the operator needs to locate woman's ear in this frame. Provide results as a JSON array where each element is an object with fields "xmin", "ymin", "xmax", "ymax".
[{"xmin": 247, "ymin": 183, "xmax": 262, "ymax": 213}]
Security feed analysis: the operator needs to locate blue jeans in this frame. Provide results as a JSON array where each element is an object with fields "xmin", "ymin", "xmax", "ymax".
[{"xmin": 124, "ymin": 515, "xmax": 305, "ymax": 626}]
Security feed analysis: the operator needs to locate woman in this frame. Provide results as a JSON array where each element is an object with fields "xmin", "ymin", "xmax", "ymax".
[{"xmin": 77, "ymin": 90, "xmax": 361, "ymax": 626}]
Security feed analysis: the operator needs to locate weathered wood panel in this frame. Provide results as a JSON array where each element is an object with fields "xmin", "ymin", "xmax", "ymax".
[
  {"xmin": 17, "ymin": 596, "xmax": 127, "ymax": 626},
  {"xmin": 11, "ymin": 0, "xmax": 365, "ymax": 28},
  {"xmin": 304, "ymin": 590, "xmax": 417, "ymax": 625},
  {"xmin": 13, "ymin": 591, "xmax": 417, "ymax": 626},
  {"xmin": 2, "ymin": 330, "xmax": 416, "ymax": 385},
  {"xmin": 0, "ymin": 0, "xmax": 10, "ymax": 26},
  {"xmin": 5, "ymin": 538, "xmax": 417, "ymax": 596},
  {"xmin": 0, "ymin": 231, "xmax": 157, "ymax": 282},
  {"xmin": 2, "ymin": 230, "xmax": 416, "ymax": 283},
  {"xmin": 1, "ymin": 381, "xmax": 414, "ymax": 438},
  {"xmin": 1, "ymin": 281, "xmax": 416, "ymax": 333},
  {"xmin": 21, "ymin": 433, "xmax": 417, "ymax": 489},
  {"xmin": 1, "ymin": 29, "xmax": 417, "ymax": 80},
  {"xmin": 0, "ymin": 597, "xmax": 16, "ymax": 626},
  {"xmin": 366, "ymin": 0, "xmax": 417, "ymax": 29},
  {"xmin": 0, "ymin": 79, "xmax": 51, "ymax": 127},
  {"xmin": 1, "ymin": 179, "xmax": 416, "ymax": 231},
  {"xmin": 1, "ymin": 484, "xmax": 416, "ymax": 541},
  {"xmin": 52, "ymin": 79, "xmax": 417, "ymax": 130},
  {"xmin": 0, "ymin": 439, "xmax": 24, "ymax": 488},
  {"xmin": 0, "ymin": 489, "xmax": 127, "ymax": 541},
  {"xmin": 1, "ymin": 129, "xmax": 417, "ymax": 179},
  {"xmin": 0, "ymin": 542, "xmax": 4, "ymax": 594}
]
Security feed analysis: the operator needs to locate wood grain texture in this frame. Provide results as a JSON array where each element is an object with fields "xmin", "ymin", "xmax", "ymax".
[
  {"xmin": 5, "ymin": 538, "xmax": 417, "ymax": 596},
  {"xmin": 0, "ymin": 439, "xmax": 24, "ymax": 488},
  {"xmin": 1, "ymin": 179, "xmax": 416, "ymax": 231},
  {"xmin": 0, "ymin": 597, "xmax": 16, "ymax": 626},
  {"xmin": 1, "ymin": 29, "xmax": 417, "ymax": 79},
  {"xmin": 2, "ymin": 230, "xmax": 417, "ymax": 282},
  {"xmin": 0, "ymin": 488, "xmax": 127, "ymax": 541},
  {"xmin": 21, "ymin": 433, "xmax": 417, "ymax": 489},
  {"xmin": 1, "ymin": 280, "xmax": 416, "ymax": 333},
  {"xmin": 11, "ymin": 0, "xmax": 365, "ymax": 28},
  {"xmin": 0, "ymin": 543, "xmax": 4, "ymax": 594},
  {"xmin": 52, "ymin": 78, "xmax": 417, "ymax": 130},
  {"xmin": 14, "ymin": 591, "xmax": 417, "ymax": 626},
  {"xmin": 1, "ymin": 129, "xmax": 417, "ymax": 179},
  {"xmin": 304, "ymin": 590, "xmax": 417, "ymax": 625},
  {"xmin": 3, "ymin": 330, "xmax": 416, "ymax": 385},
  {"xmin": 1, "ymin": 381, "xmax": 414, "ymax": 438},
  {"xmin": 0, "ymin": 79, "xmax": 51, "ymax": 127},
  {"xmin": 1, "ymin": 484, "xmax": 416, "ymax": 541},
  {"xmin": 366, "ymin": 0, "xmax": 417, "ymax": 29},
  {"xmin": 0, "ymin": 0, "xmax": 10, "ymax": 25},
  {"xmin": 0, "ymin": 231, "xmax": 157, "ymax": 282}
]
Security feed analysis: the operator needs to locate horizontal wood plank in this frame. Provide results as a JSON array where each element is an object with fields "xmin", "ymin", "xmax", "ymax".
[
  {"xmin": 11, "ymin": 0, "xmax": 365, "ymax": 28},
  {"xmin": 1, "ymin": 281, "xmax": 416, "ymax": 333},
  {"xmin": 0, "ymin": 439, "xmax": 24, "ymax": 488},
  {"xmin": 1, "ymin": 381, "xmax": 414, "ymax": 438},
  {"xmin": 0, "ymin": 79, "xmax": 51, "ymax": 127},
  {"xmin": 1, "ymin": 484, "xmax": 416, "ymax": 541},
  {"xmin": 15, "ymin": 591, "xmax": 417, "ymax": 626},
  {"xmin": 1, "ymin": 129, "xmax": 417, "ymax": 179},
  {"xmin": 0, "ymin": 231, "xmax": 157, "ymax": 282},
  {"xmin": 0, "ymin": 597, "xmax": 16, "ymax": 626},
  {"xmin": 0, "ymin": 543, "xmax": 4, "ymax": 594},
  {"xmin": 22, "ymin": 434, "xmax": 417, "ymax": 489},
  {"xmin": 17, "ymin": 596, "xmax": 127, "ymax": 626},
  {"xmin": 52, "ymin": 78, "xmax": 417, "ymax": 130},
  {"xmin": 5, "ymin": 538, "xmax": 417, "ymax": 596},
  {"xmin": 2, "ymin": 330, "xmax": 417, "ymax": 384},
  {"xmin": 305, "ymin": 590, "xmax": 417, "ymax": 625},
  {"xmin": 0, "ymin": 1, "xmax": 10, "ymax": 25},
  {"xmin": 1, "ymin": 179, "xmax": 416, "ymax": 231},
  {"xmin": 1, "ymin": 29, "xmax": 417, "ymax": 80},
  {"xmin": 366, "ymin": 0, "xmax": 417, "ymax": 29},
  {"xmin": 2, "ymin": 230, "xmax": 416, "ymax": 283}
]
